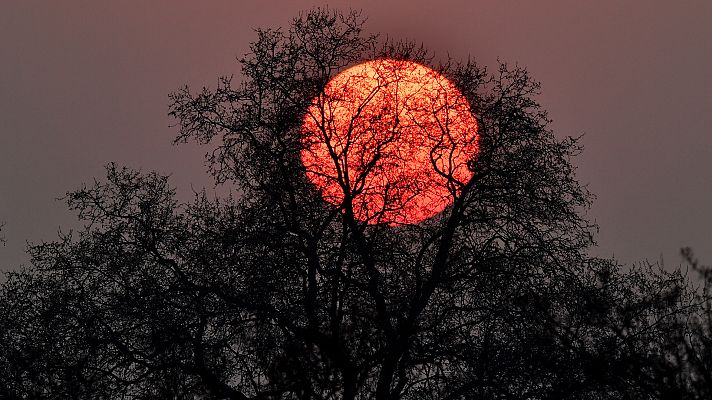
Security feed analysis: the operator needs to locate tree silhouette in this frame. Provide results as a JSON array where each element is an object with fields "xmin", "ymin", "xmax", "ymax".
[{"xmin": 1, "ymin": 8, "xmax": 709, "ymax": 400}]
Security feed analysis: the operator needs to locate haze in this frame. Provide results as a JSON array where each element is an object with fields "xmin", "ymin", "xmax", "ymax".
[{"xmin": 1, "ymin": 1, "xmax": 710, "ymax": 272}]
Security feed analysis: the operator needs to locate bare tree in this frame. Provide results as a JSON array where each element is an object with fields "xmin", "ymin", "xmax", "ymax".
[{"xmin": 0, "ymin": 8, "xmax": 708, "ymax": 400}]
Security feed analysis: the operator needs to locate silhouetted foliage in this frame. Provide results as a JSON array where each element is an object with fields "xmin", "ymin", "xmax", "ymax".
[{"xmin": 1, "ymin": 8, "xmax": 710, "ymax": 400}]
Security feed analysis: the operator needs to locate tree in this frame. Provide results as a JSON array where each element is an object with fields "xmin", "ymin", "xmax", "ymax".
[{"xmin": 0, "ymin": 8, "xmax": 709, "ymax": 399}]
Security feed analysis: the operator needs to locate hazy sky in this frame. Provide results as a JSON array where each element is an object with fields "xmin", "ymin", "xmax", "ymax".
[{"xmin": 1, "ymin": 1, "xmax": 710, "ymax": 272}]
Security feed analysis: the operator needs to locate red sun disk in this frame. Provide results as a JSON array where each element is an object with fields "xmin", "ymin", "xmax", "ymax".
[{"xmin": 301, "ymin": 59, "xmax": 479, "ymax": 225}]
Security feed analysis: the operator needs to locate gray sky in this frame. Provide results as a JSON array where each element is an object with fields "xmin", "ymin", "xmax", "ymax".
[{"xmin": 1, "ymin": 1, "xmax": 711, "ymax": 272}]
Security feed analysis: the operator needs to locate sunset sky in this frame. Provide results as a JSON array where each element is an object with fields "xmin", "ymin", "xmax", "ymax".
[{"xmin": 1, "ymin": 1, "xmax": 710, "ymax": 271}]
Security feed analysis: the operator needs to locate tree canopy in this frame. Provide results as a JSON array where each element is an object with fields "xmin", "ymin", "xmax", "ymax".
[{"xmin": 1, "ymin": 8, "xmax": 710, "ymax": 400}]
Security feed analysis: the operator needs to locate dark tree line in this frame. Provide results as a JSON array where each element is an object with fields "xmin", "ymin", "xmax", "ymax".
[{"xmin": 1, "ymin": 9, "xmax": 710, "ymax": 399}]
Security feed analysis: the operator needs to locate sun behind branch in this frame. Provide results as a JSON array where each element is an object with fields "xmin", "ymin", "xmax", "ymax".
[{"xmin": 301, "ymin": 59, "xmax": 479, "ymax": 225}]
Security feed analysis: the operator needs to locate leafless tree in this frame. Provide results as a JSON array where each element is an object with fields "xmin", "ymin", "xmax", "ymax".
[{"xmin": 0, "ymin": 8, "xmax": 709, "ymax": 400}]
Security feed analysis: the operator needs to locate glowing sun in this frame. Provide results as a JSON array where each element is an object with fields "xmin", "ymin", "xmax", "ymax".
[{"xmin": 301, "ymin": 59, "xmax": 479, "ymax": 225}]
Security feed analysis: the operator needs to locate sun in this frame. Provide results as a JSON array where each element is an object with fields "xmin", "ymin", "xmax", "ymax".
[{"xmin": 301, "ymin": 59, "xmax": 479, "ymax": 225}]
